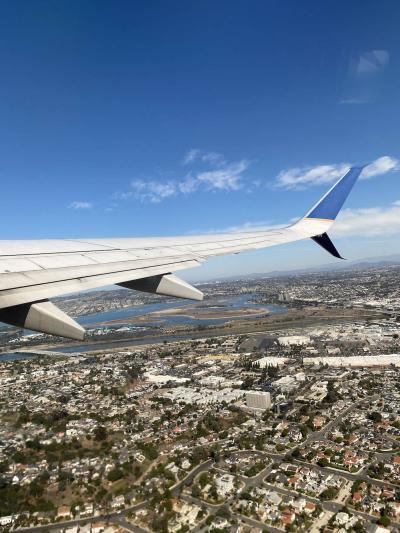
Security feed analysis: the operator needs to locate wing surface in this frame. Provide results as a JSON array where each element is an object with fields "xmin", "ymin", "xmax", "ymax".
[{"xmin": 0, "ymin": 166, "xmax": 363, "ymax": 338}]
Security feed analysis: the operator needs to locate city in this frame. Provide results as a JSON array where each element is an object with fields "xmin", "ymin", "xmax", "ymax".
[
  {"xmin": 0, "ymin": 2, "xmax": 399, "ymax": 532},
  {"xmin": 0, "ymin": 265, "xmax": 399, "ymax": 533}
]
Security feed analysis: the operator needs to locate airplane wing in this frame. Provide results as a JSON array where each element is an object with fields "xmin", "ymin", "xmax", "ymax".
[{"xmin": 0, "ymin": 166, "xmax": 363, "ymax": 340}]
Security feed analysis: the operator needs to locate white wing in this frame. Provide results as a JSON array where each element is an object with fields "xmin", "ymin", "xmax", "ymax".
[{"xmin": 0, "ymin": 167, "xmax": 363, "ymax": 339}]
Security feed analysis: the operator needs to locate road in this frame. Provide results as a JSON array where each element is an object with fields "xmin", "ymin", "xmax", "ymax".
[
  {"xmin": 114, "ymin": 516, "xmax": 149, "ymax": 533},
  {"xmin": 15, "ymin": 501, "xmax": 148, "ymax": 533}
]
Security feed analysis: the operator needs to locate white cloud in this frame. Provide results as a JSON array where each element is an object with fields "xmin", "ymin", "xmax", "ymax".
[
  {"xmin": 131, "ymin": 180, "xmax": 177, "ymax": 203},
  {"xmin": 196, "ymin": 160, "xmax": 249, "ymax": 191},
  {"xmin": 112, "ymin": 191, "xmax": 133, "ymax": 200},
  {"xmin": 332, "ymin": 201, "xmax": 400, "ymax": 237},
  {"xmin": 188, "ymin": 220, "xmax": 282, "ymax": 235},
  {"xmin": 277, "ymin": 163, "xmax": 350, "ymax": 189},
  {"xmin": 123, "ymin": 153, "xmax": 250, "ymax": 203},
  {"xmin": 68, "ymin": 201, "xmax": 92, "ymax": 209},
  {"xmin": 339, "ymin": 98, "xmax": 369, "ymax": 105},
  {"xmin": 182, "ymin": 148, "xmax": 225, "ymax": 166},
  {"xmin": 360, "ymin": 156, "xmax": 398, "ymax": 179},
  {"xmin": 202, "ymin": 201, "xmax": 400, "ymax": 239},
  {"xmin": 182, "ymin": 149, "xmax": 201, "ymax": 165},
  {"xmin": 276, "ymin": 155, "xmax": 398, "ymax": 189}
]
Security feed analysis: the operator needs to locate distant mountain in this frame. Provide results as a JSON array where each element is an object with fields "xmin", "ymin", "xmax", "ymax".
[{"xmin": 201, "ymin": 254, "xmax": 400, "ymax": 283}]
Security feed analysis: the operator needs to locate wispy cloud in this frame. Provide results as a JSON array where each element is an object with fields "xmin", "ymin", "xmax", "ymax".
[
  {"xmin": 130, "ymin": 180, "xmax": 177, "ymax": 203},
  {"xmin": 116, "ymin": 151, "xmax": 250, "ymax": 203},
  {"xmin": 333, "ymin": 201, "xmax": 400, "ymax": 237},
  {"xmin": 188, "ymin": 220, "xmax": 283, "ymax": 235},
  {"xmin": 195, "ymin": 160, "xmax": 249, "ymax": 191},
  {"xmin": 276, "ymin": 155, "xmax": 398, "ymax": 189},
  {"xmin": 198, "ymin": 200, "xmax": 400, "ymax": 238},
  {"xmin": 360, "ymin": 156, "xmax": 398, "ymax": 179},
  {"xmin": 182, "ymin": 148, "xmax": 225, "ymax": 166},
  {"xmin": 339, "ymin": 98, "xmax": 368, "ymax": 105},
  {"xmin": 277, "ymin": 163, "xmax": 350, "ymax": 189},
  {"xmin": 112, "ymin": 151, "xmax": 397, "ymax": 204},
  {"xmin": 68, "ymin": 201, "xmax": 93, "ymax": 209},
  {"xmin": 182, "ymin": 148, "xmax": 201, "ymax": 165}
]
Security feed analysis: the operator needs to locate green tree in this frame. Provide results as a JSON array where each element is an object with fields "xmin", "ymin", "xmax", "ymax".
[
  {"xmin": 368, "ymin": 411, "xmax": 382, "ymax": 423},
  {"xmin": 378, "ymin": 514, "xmax": 390, "ymax": 527},
  {"xmin": 107, "ymin": 467, "xmax": 123, "ymax": 482},
  {"xmin": 93, "ymin": 426, "xmax": 107, "ymax": 441}
]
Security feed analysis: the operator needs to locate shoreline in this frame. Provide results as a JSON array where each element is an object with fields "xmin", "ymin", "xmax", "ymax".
[{"xmin": 26, "ymin": 307, "xmax": 384, "ymax": 354}]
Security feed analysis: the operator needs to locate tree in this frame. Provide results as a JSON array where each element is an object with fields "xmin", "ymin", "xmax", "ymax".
[
  {"xmin": 320, "ymin": 487, "xmax": 337, "ymax": 501},
  {"xmin": 368, "ymin": 411, "xmax": 382, "ymax": 423},
  {"xmin": 191, "ymin": 484, "xmax": 201, "ymax": 498},
  {"xmin": 136, "ymin": 442, "xmax": 158, "ymax": 460},
  {"xmin": 198, "ymin": 472, "xmax": 210, "ymax": 489},
  {"xmin": 353, "ymin": 521, "xmax": 366, "ymax": 533},
  {"xmin": 378, "ymin": 514, "xmax": 390, "ymax": 527},
  {"xmin": 107, "ymin": 467, "xmax": 123, "ymax": 482},
  {"xmin": 93, "ymin": 426, "xmax": 107, "ymax": 441},
  {"xmin": 241, "ymin": 376, "xmax": 254, "ymax": 390},
  {"xmin": 216, "ymin": 505, "xmax": 230, "ymax": 519}
]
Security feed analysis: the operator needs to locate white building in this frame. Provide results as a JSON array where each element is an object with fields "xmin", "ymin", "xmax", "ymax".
[
  {"xmin": 303, "ymin": 354, "xmax": 400, "ymax": 368},
  {"xmin": 278, "ymin": 335, "xmax": 310, "ymax": 346},
  {"xmin": 246, "ymin": 391, "xmax": 271, "ymax": 410},
  {"xmin": 255, "ymin": 356, "xmax": 289, "ymax": 368}
]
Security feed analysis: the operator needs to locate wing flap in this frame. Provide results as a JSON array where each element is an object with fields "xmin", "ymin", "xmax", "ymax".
[{"xmin": 0, "ymin": 300, "xmax": 85, "ymax": 340}]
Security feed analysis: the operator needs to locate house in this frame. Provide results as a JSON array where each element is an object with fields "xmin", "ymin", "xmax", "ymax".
[
  {"xmin": 57, "ymin": 506, "xmax": 72, "ymax": 519},
  {"xmin": 215, "ymin": 474, "xmax": 235, "ymax": 497},
  {"xmin": 335, "ymin": 512, "xmax": 350, "ymax": 526},
  {"xmin": 111, "ymin": 495, "xmax": 125, "ymax": 509},
  {"xmin": 389, "ymin": 501, "xmax": 400, "ymax": 518},
  {"xmin": 304, "ymin": 502, "xmax": 316, "ymax": 515},
  {"xmin": 313, "ymin": 416, "xmax": 326, "ymax": 429},
  {"xmin": 91, "ymin": 523, "xmax": 105, "ymax": 533},
  {"xmin": 0, "ymin": 517, "xmax": 13, "ymax": 526},
  {"xmin": 81, "ymin": 503, "xmax": 94, "ymax": 517},
  {"xmin": 181, "ymin": 459, "xmax": 191, "ymax": 470},
  {"xmin": 281, "ymin": 511, "xmax": 295, "ymax": 525}
]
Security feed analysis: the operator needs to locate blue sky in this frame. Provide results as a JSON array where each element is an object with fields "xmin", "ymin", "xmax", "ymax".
[{"xmin": 0, "ymin": 1, "xmax": 399, "ymax": 280}]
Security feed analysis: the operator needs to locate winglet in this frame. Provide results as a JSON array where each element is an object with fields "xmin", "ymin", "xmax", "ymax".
[
  {"xmin": 292, "ymin": 165, "xmax": 365, "ymax": 260},
  {"xmin": 311, "ymin": 233, "xmax": 345, "ymax": 259},
  {"xmin": 304, "ymin": 166, "xmax": 364, "ymax": 222}
]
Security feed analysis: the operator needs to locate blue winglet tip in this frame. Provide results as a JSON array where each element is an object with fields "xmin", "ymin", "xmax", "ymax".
[{"xmin": 306, "ymin": 165, "xmax": 364, "ymax": 221}]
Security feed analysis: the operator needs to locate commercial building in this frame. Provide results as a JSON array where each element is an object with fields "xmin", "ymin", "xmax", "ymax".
[
  {"xmin": 278, "ymin": 335, "xmax": 310, "ymax": 346},
  {"xmin": 303, "ymin": 354, "xmax": 400, "ymax": 368},
  {"xmin": 246, "ymin": 391, "xmax": 271, "ymax": 410}
]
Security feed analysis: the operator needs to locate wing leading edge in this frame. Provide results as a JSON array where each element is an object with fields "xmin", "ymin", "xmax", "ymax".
[{"xmin": 0, "ymin": 166, "xmax": 363, "ymax": 339}]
